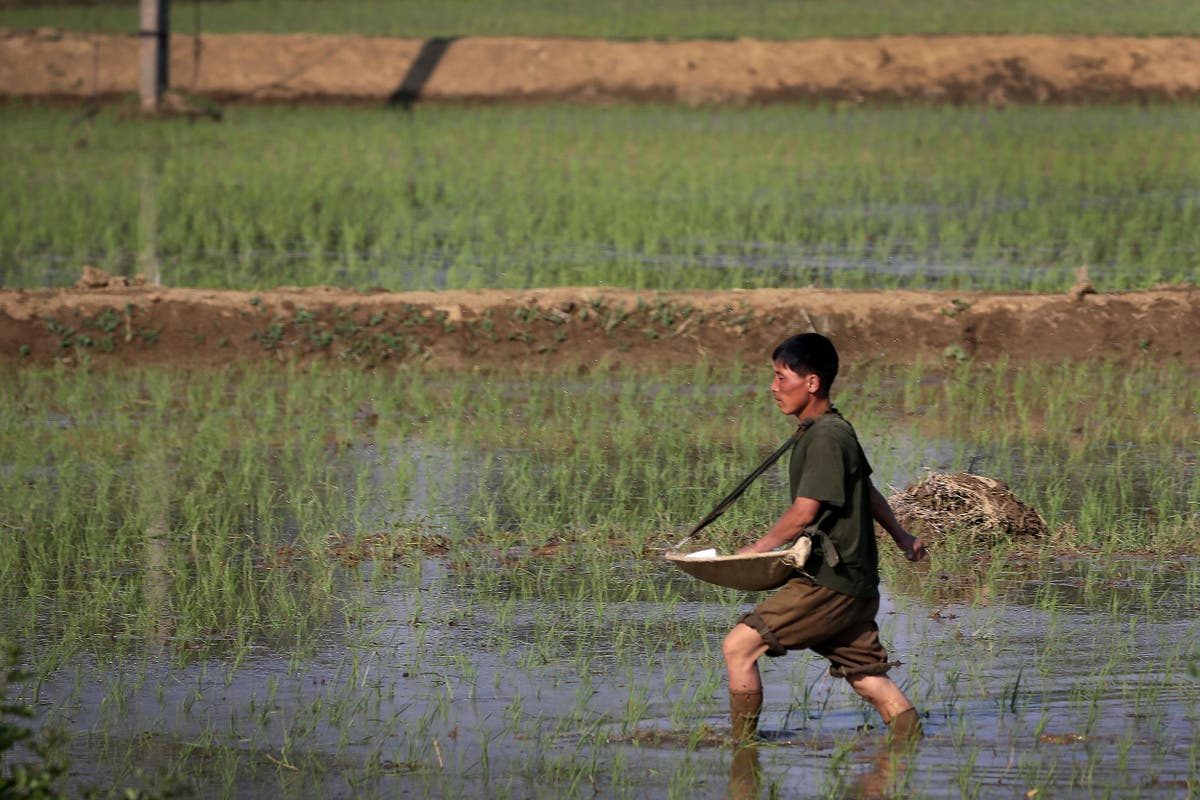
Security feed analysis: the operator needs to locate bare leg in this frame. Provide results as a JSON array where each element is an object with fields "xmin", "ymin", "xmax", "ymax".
[
  {"xmin": 723, "ymin": 624, "xmax": 770, "ymax": 692},
  {"xmin": 723, "ymin": 624, "xmax": 771, "ymax": 741},
  {"xmin": 847, "ymin": 674, "xmax": 921, "ymax": 737}
]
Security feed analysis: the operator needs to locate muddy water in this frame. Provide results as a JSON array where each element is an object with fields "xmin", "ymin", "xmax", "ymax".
[
  {"xmin": 8, "ymin": 399, "xmax": 1199, "ymax": 799},
  {"xmin": 25, "ymin": 548, "xmax": 1199, "ymax": 799},
  {"xmin": 21, "ymin": 250, "xmax": 1125, "ymax": 295},
  {"xmin": 18, "ymin": 235, "xmax": 1193, "ymax": 292}
]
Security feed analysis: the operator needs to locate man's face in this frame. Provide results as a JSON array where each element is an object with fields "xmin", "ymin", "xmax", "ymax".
[{"xmin": 770, "ymin": 361, "xmax": 820, "ymax": 417}]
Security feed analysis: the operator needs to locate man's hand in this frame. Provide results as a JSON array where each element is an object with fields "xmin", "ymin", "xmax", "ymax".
[
  {"xmin": 738, "ymin": 496, "xmax": 822, "ymax": 556},
  {"xmin": 900, "ymin": 534, "xmax": 927, "ymax": 562}
]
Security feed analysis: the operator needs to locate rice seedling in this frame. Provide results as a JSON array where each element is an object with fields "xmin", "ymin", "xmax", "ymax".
[
  {"xmin": 2, "ymin": 358, "xmax": 1199, "ymax": 797},
  {"xmin": 4, "ymin": 104, "xmax": 1200, "ymax": 292},
  {"xmin": 885, "ymin": 357, "xmax": 1200, "ymax": 556},
  {"xmin": 3, "ymin": 0, "xmax": 1197, "ymax": 38}
]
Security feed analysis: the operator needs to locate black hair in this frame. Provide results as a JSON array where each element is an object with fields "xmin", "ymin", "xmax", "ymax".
[{"xmin": 771, "ymin": 333, "xmax": 839, "ymax": 397}]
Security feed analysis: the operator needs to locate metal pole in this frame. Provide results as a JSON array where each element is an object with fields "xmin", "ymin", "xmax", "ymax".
[{"xmin": 139, "ymin": 0, "xmax": 169, "ymax": 112}]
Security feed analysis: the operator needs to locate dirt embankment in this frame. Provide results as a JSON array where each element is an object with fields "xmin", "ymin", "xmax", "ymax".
[
  {"xmin": 4, "ymin": 28, "xmax": 1200, "ymax": 105},
  {"xmin": 4, "ymin": 32, "xmax": 1199, "ymax": 372},
  {"xmin": 3, "ymin": 276, "xmax": 1198, "ymax": 372}
]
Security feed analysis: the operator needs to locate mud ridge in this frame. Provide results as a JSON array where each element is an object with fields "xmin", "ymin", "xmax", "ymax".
[
  {"xmin": 4, "ymin": 29, "xmax": 1200, "ymax": 105},
  {"xmin": 3, "ymin": 282, "xmax": 1197, "ymax": 371}
]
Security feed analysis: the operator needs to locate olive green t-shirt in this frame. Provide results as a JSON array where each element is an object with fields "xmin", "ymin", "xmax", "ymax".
[{"xmin": 788, "ymin": 413, "xmax": 879, "ymax": 599}]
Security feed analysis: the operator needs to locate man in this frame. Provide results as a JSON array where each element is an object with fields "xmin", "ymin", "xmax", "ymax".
[{"xmin": 722, "ymin": 333, "xmax": 927, "ymax": 742}]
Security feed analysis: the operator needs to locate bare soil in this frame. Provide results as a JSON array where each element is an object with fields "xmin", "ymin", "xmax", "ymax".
[
  {"xmin": 4, "ymin": 32, "xmax": 1199, "ymax": 372},
  {"xmin": 3, "ymin": 275, "xmax": 1198, "ymax": 371},
  {"xmin": 4, "ymin": 28, "xmax": 1200, "ymax": 105}
]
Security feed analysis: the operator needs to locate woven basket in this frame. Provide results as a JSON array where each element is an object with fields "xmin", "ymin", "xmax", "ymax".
[{"xmin": 664, "ymin": 537, "xmax": 812, "ymax": 591}]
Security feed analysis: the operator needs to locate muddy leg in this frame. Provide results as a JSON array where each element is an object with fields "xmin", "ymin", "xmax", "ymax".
[
  {"xmin": 723, "ymin": 623, "xmax": 770, "ymax": 742},
  {"xmin": 886, "ymin": 707, "xmax": 923, "ymax": 742},
  {"xmin": 729, "ymin": 690, "xmax": 763, "ymax": 742}
]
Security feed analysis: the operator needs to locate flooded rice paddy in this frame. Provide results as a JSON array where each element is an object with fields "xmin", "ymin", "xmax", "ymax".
[
  {"xmin": 3, "ymin": 363, "xmax": 1198, "ymax": 798},
  {"xmin": 5, "ymin": 104, "xmax": 1200, "ymax": 292},
  {"xmin": 23, "ymin": 556, "xmax": 1200, "ymax": 799}
]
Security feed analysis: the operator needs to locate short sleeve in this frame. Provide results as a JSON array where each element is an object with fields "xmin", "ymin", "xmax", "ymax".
[{"xmin": 791, "ymin": 430, "xmax": 849, "ymax": 508}]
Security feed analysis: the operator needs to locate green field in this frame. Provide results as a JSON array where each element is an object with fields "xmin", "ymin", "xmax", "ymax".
[
  {"xmin": 3, "ymin": 362, "xmax": 1198, "ymax": 797},
  {"xmin": 3, "ymin": 0, "xmax": 1200, "ymax": 38},
  {"xmin": 4, "ymin": 103, "xmax": 1199, "ymax": 292},
  {"xmin": 4, "ymin": 359, "xmax": 1198, "ymax": 652},
  {"xmin": 9, "ymin": 359, "xmax": 1200, "ymax": 592},
  {"xmin": 5, "ymin": 358, "xmax": 1199, "ymax": 664},
  {"xmin": 5, "ymin": 4, "xmax": 1200, "ymax": 798}
]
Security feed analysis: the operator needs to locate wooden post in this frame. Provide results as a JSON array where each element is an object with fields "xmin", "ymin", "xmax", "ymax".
[{"xmin": 139, "ymin": 0, "xmax": 169, "ymax": 112}]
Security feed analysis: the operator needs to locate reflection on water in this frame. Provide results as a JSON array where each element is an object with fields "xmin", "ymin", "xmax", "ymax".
[
  {"xmin": 19, "ymin": 235, "xmax": 1198, "ymax": 293},
  {"xmin": 17, "ymin": 550, "xmax": 1199, "ymax": 799},
  {"xmin": 6, "ymin": 372, "xmax": 1200, "ymax": 798},
  {"xmin": 727, "ymin": 745, "xmax": 760, "ymax": 800}
]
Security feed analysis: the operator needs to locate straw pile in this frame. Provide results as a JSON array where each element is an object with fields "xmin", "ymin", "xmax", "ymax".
[{"xmin": 888, "ymin": 472, "xmax": 1048, "ymax": 544}]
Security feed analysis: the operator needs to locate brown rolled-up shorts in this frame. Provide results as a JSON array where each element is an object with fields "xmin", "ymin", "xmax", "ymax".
[{"xmin": 737, "ymin": 577, "xmax": 899, "ymax": 679}]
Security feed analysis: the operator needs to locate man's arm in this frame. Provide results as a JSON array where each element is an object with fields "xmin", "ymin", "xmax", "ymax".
[
  {"xmin": 869, "ymin": 480, "xmax": 927, "ymax": 561},
  {"xmin": 736, "ymin": 496, "xmax": 822, "ymax": 555}
]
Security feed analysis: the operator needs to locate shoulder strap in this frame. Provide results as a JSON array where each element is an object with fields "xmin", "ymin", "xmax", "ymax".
[{"xmin": 671, "ymin": 419, "xmax": 813, "ymax": 551}]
